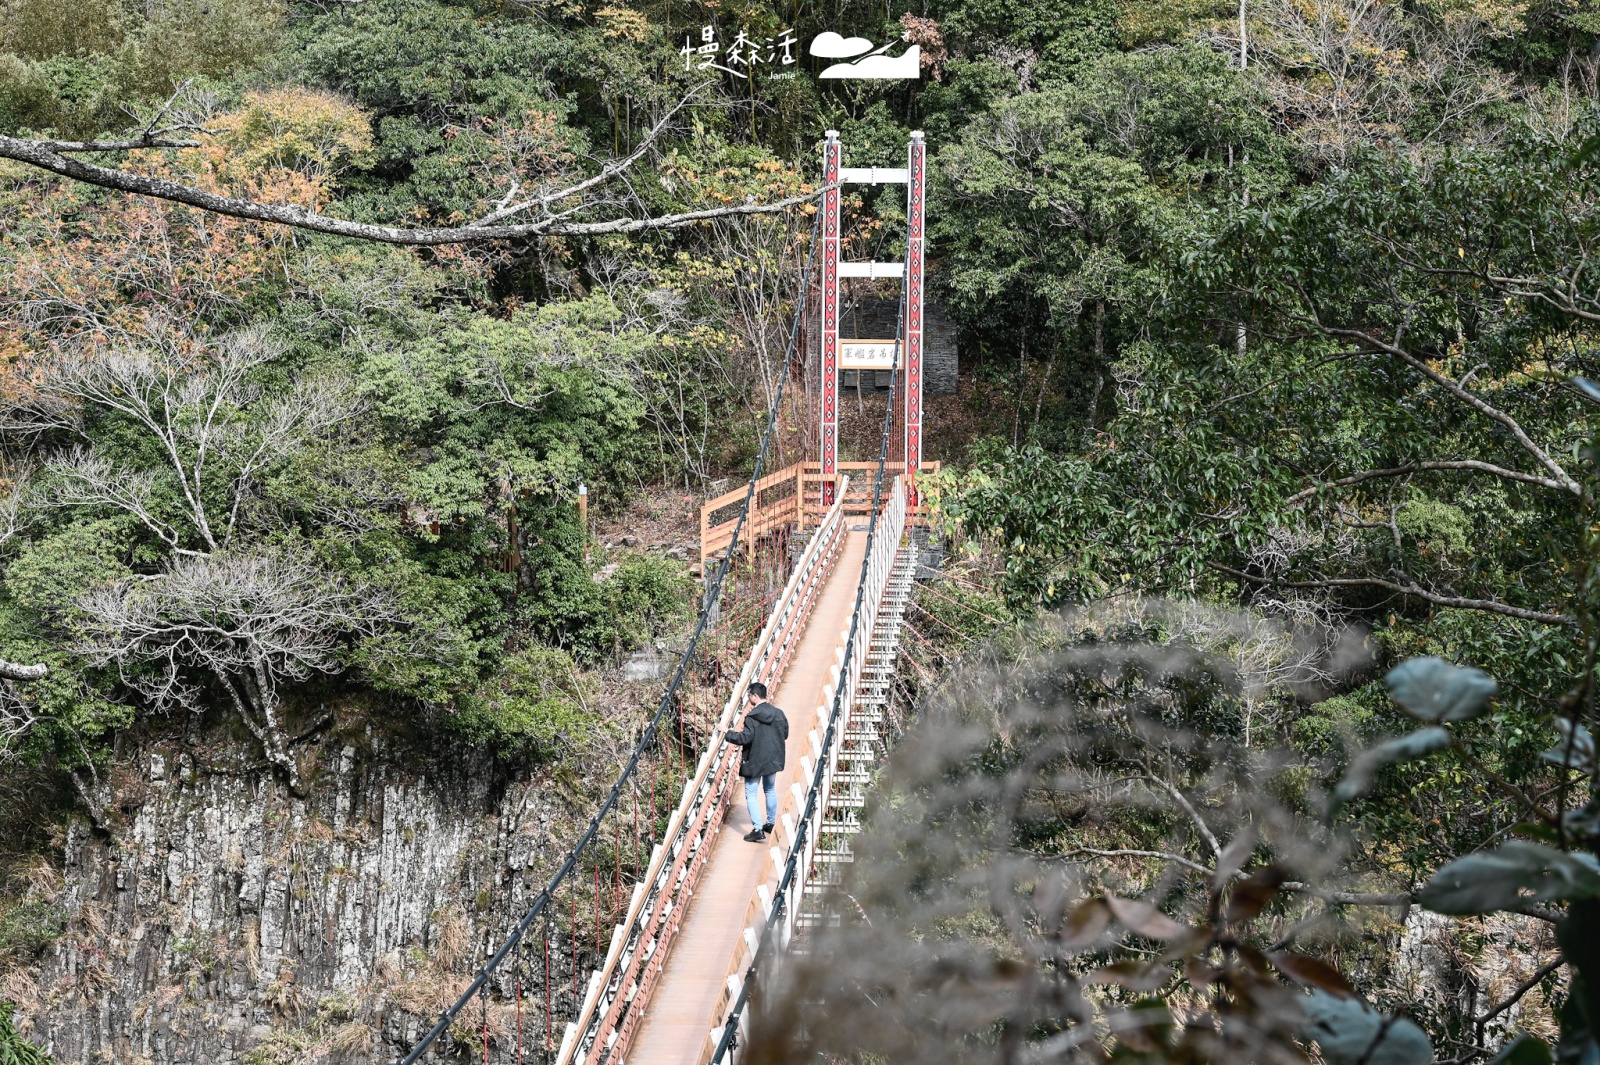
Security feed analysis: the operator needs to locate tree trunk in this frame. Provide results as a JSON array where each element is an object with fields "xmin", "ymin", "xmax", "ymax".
[
  {"xmin": 1086, "ymin": 300, "xmax": 1106, "ymax": 440},
  {"xmin": 1239, "ymin": 0, "xmax": 1248, "ymax": 69},
  {"xmin": 1033, "ymin": 339, "xmax": 1058, "ymax": 429},
  {"xmin": 1012, "ymin": 335, "xmax": 1027, "ymax": 447},
  {"xmin": 223, "ymin": 671, "xmax": 304, "ymax": 797}
]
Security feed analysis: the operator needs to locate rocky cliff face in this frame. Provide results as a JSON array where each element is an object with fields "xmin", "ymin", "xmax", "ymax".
[{"xmin": 7, "ymin": 723, "xmax": 591, "ymax": 1065}]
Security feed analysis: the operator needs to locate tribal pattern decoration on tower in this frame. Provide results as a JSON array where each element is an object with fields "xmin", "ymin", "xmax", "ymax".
[
  {"xmin": 820, "ymin": 130, "xmax": 841, "ymax": 507},
  {"xmin": 903, "ymin": 132, "xmax": 925, "ymax": 508}
]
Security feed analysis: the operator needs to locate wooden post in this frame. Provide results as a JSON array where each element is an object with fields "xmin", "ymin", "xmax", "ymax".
[
  {"xmin": 578, "ymin": 483, "xmax": 589, "ymax": 561},
  {"xmin": 820, "ymin": 130, "xmax": 841, "ymax": 509}
]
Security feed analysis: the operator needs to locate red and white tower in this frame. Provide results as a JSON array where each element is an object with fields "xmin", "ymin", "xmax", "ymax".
[
  {"xmin": 902, "ymin": 131, "xmax": 926, "ymax": 508},
  {"xmin": 819, "ymin": 130, "xmax": 842, "ymax": 508},
  {"xmin": 816, "ymin": 130, "xmax": 928, "ymax": 510}
]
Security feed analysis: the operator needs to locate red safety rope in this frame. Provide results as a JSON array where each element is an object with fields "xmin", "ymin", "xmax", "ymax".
[{"xmin": 544, "ymin": 919, "xmax": 552, "ymax": 1051}]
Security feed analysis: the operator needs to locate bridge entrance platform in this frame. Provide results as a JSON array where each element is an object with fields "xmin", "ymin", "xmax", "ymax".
[{"xmin": 627, "ymin": 529, "xmax": 869, "ymax": 1065}]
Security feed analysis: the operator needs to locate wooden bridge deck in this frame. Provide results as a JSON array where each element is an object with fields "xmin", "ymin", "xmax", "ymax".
[{"xmin": 627, "ymin": 529, "xmax": 867, "ymax": 1065}]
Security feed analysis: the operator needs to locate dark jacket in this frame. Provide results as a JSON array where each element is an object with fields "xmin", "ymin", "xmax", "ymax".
[{"xmin": 726, "ymin": 701, "xmax": 789, "ymax": 779}]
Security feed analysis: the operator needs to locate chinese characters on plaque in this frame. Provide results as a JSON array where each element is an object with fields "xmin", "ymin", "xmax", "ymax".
[{"xmin": 839, "ymin": 341, "xmax": 899, "ymax": 371}]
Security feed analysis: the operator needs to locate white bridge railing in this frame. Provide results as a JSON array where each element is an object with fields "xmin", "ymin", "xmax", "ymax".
[
  {"xmin": 555, "ymin": 477, "xmax": 855, "ymax": 1065},
  {"xmin": 711, "ymin": 476, "xmax": 908, "ymax": 1063}
]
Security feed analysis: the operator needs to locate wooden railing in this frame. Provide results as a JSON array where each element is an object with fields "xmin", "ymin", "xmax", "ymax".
[
  {"xmin": 700, "ymin": 461, "xmax": 940, "ymax": 564},
  {"xmin": 709, "ymin": 476, "xmax": 909, "ymax": 1064},
  {"xmin": 557, "ymin": 479, "xmax": 854, "ymax": 1065}
]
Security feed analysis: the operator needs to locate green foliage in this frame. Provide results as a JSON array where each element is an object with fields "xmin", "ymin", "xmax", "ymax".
[
  {"xmin": 1332, "ymin": 725, "xmax": 1450, "ymax": 807},
  {"xmin": 452, "ymin": 643, "xmax": 589, "ymax": 756},
  {"xmin": 345, "ymin": 546, "xmax": 510, "ymax": 708},
  {"xmin": 517, "ymin": 508, "xmax": 691, "ymax": 663},
  {"xmin": 0, "ymin": 0, "xmax": 283, "ymax": 136},
  {"xmin": 1291, "ymin": 694, "xmax": 1376, "ymax": 757},
  {"xmin": 357, "ymin": 295, "xmax": 647, "ymax": 524},
  {"xmin": 285, "ymin": 0, "xmax": 588, "ymax": 222},
  {"xmin": 0, "ymin": 56, "xmax": 56, "ymax": 132},
  {"xmin": 930, "ymin": 0, "xmax": 1118, "ymax": 78},
  {"xmin": 1301, "ymin": 989, "xmax": 1433, "ymax": 1065},
  {"xmin": 595, "ymin": 553, "xmax": 694, "ymax": 653},
  {"xmin": 5, "ymin": 521, "xmax": 131, "ymax": 628},
  {"xmin": 0, "ymin": 1002, "xmax": 51, "ymax": 1065}
]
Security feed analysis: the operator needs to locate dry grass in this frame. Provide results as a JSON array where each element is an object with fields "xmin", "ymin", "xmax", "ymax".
[
  {"xmin": 389, "ymin": 971, "xmax": 467, "ymax": 1017},
  {"xmin": 324, "ymin": 1019, "xmax": 374, "ymax": 1059},
  {"xmin": 430, "ymin": 905, "xmax": 468, "ymax": 970},
  {"xmin": 241, "ymin": 1028, "xmax": 314, "ymax": 1065},
  {"xmin": 0, "ymin": 968, "xmax": 41, "ymax": 1016},
  {"xmin": 447, "ymin": 1000, "xmax": 516, "ymax": 1047},
  {"xmin": 75, "ymin": 898, "xmax": 107, "ymax": 939},
  {"xmin": 373, "ymin": 951, "xmax": 402, "ymax": 987},
  {"xmin": 17, "ymin": 856, "xmax": 61, "ymax": 898},
  {"xmin": 593, "ymin": 488, "xmax": 700, "ymax": 555},
  {"xmin": 262, "ymin": 968, "xmax": 299, "ymax": 1016}
]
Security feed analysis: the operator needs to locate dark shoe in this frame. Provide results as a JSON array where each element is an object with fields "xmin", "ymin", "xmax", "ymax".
[
  {"xmin": 762, "ymin": 823, "xmax": 774, "ymax": 835},
  {"xmin": 743, "ymin": 828, "xmax": 766, "ymax": 843}
]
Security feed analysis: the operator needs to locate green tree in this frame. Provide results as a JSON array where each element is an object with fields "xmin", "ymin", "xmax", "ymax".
[{"xmin": 932, "ymin": 45, "xmax": 1285, "ymax": 441}]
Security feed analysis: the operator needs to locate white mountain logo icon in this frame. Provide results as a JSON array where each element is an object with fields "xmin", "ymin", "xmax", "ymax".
[{"xmin": 809, "ymin": 31, "xmax": 921, "ymax": 79}]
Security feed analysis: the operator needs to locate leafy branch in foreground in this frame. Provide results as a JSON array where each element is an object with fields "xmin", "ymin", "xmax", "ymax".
[{"xmin": 757, "ymin": 591, "xmax": 1592, "ymax": 1063}]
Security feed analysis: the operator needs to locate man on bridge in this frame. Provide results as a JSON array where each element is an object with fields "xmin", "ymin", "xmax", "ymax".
[{"xmin": 726, "ymin": 682, "xmax": 789, "ymax": 842}]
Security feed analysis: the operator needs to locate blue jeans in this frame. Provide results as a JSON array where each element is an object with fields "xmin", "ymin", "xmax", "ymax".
[{"xmin": 744, "ymin": 774, "xmax": 777, "ymax": 829}]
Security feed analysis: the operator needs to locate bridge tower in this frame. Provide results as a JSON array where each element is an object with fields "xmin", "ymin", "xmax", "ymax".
[
  {"xmin": 817, "ymin": 130, "xmax": 927, "ymax": 509},
  {"xmin": 819, "ymin": 131, "xmax": 841, "ymax": 508}
]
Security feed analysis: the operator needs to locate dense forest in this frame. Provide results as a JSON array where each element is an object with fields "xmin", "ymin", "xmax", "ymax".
[{"xmin": 1, "ymin": 0, "xmax": 1599, "ymax": 1060}]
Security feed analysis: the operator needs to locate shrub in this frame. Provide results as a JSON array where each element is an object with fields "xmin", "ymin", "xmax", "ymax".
[
  {"xmin": 0, "ymin": 1001, "xmax": 50, "ymax": 1065},
  {"xmin": 452, "ymin": 644, "xmax": 588, "ymax": 756}
]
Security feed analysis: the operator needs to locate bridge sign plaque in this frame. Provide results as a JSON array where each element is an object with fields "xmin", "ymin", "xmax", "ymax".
[{"xmin": 839, "ymin": 339, "xmax": 899, "ymax": 370}]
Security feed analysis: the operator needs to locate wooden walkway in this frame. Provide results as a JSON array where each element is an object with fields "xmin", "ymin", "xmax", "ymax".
[{"xmin": 627, "ymin": 529, "xmax": 868, "ymax": 1065}]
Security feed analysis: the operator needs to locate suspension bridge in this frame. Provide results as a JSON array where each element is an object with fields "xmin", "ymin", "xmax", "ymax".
[{"xmin": 397, "ymin": 129, "xmax": 934, "ymax": 1065}]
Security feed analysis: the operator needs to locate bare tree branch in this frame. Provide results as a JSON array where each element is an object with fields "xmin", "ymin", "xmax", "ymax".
[
  {"xmin": 36, "ymin": 136, "xmax": 206, "ymax": 152},
  {"xmin": 1061, "ymin": 846, "xmax": 1214, "ymax": 875},
  {"xmin": 1210, "ymin": 562, "xmax": 1575, "ymax": 625},
  {"xmin": 1143, "ymin": 773, "xmax": 1223, "ymax": 858},
  {"xmin": 10, "ymin": 330, "xmax": 357, "ymax": 553},
  {"xmin": 1279, "ymin": 882, "xmax": 1412, "ymax": 906},
  {"xmin": 471, "ymin": 87, "xmax": 703, "ymax": 227},
  {"xmin": 77, "ymin": 550, "xmax": 398, "ymax": 794},
  {"xmin": 1314, "ymin": 327, "xmax": 1583, "ymax": 497},
  {"xmin": 0, "ymin": 660, "xmax": 47, "ymax": 681},
  {"xmin": 1475, "ymin": 956, "xmax": 1564, "ymax": 1024},
  {"xmin": 1062, "ymin": 851, "xmax": 1413, "ymax": 906},
  {"xmin": 1284, "ymin": 459, "xmax": 1571, "ymax": 506},
  {"xmin": 0, "ymin": 134, "xmax": 825, "ymax": 246}
]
